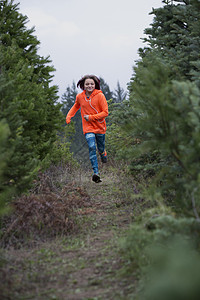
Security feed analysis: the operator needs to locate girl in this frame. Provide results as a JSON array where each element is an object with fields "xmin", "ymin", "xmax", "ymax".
[{"xmin": 66, "ymin": 75, "xmax": 108, "ymax": 183}]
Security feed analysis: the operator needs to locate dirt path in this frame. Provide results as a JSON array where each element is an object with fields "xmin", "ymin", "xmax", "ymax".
[{"xmin": 1, "ymin": 169, "xmax": 136, "ymax": 300}]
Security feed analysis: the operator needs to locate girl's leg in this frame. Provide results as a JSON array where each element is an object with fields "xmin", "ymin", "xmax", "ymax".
[
  {"xmin": 96, "ymin": 134, "xmax": 107, "ymax": 163},
  {"xmin": 95, "ymin": 133, "xmax": 105, "ymax": 153},
  {"xmin": 85, "ymin": 133, "xmax": 99, "ymax": 174}
]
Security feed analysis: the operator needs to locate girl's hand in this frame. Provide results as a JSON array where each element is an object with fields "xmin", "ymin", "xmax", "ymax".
[
  {"xmin": 84, "ymin": 115, "xmax": 89, "ymax": 121},
  {"xmin": 66, "ymin": 117, "xmax": 71, "ymax": 124}
]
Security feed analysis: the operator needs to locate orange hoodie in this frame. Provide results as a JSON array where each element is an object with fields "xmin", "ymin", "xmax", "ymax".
[{"xmin": 66, "ymin": 89, "xmax": 108, "ymax": 134}]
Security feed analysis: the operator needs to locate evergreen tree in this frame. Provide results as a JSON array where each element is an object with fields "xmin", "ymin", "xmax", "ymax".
[
  {"xmin": 127, "ymin": 0, "xmax": 200, "ymax": 214},
  {"xmin": 113, "ymin": 81, "xmax": 127, "ymax": 103},
  {"xmin": 0, "ymin": 0, "xmax": 63, "ymax": 193},
  {"xmin": 121, "ymin": 2, "xmax": 200, "ymax": 296},
  {"xmin": 0, "ymin": 120, "xmax": 14, "ymax": 216},
  {"xmin": 61, "ymin": 82, "xmax": 88, "ymax": 164},
  {"xmin": 142, "ymin": 0, "xmax": 200, "ymax": 81},
  {"xmin": 61, "ymin": 81, "xmax": 78, "ymax": 116},
  {"xmin": 99, "ymin": 77, "xmax": 113, "ymax": 100}
]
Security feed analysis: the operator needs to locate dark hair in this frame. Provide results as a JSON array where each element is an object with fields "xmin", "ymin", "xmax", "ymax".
[{"xmin": 77, "ymin": 75, "xmax": 100, "ymax": 90}]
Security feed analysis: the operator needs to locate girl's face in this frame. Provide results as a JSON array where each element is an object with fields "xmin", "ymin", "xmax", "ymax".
[{"xmin": 84, "ymin": 78, "xmax": 95, "ymax": 95}]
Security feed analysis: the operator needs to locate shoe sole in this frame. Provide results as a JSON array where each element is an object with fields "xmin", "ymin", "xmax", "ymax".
[{"xmin": 92, "ymin": 174, "xmax": 102, "ymax": 183}]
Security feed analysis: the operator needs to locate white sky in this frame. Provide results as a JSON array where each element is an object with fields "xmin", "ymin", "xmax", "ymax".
[{"xmin": 17, "ymin": 0, "xmax": 164, "ymax": 97}]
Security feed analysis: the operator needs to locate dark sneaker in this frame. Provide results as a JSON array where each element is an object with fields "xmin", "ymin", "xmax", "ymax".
[
  {"xmin": 100, "ymin": 151, "xmax": 107, "ymax": 163},
  {"xmin": 92, "ymin": 174, "xmax": 102, "ymax": 183}
]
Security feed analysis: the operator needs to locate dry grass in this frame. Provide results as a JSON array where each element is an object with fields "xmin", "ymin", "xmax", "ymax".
[
  {"xmin": 0, "ymin": 164, "xmax": 91, "ymax": 248},
  {"xmin": 0, "ymin": 161, "xmax": 142, "ymax": 299}
]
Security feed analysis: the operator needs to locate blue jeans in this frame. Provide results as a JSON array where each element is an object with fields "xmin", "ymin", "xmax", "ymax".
[{"xmin": 85, "ymin": 133, "xmax": 105, "ymax": 174}]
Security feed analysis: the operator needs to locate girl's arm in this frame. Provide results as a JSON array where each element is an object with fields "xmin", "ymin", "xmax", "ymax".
[
  {"xmin": 66, "ymin": 98, "xmax": 80, "ymax": 124},
  {"xmin": 88, "ymin": 94, "xmax": 108, "ymax": 121}
]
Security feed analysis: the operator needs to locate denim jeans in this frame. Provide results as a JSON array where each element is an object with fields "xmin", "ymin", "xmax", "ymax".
[{"xmin": 85, "ymin": 133, "xmax": 105, "ymax": 174}]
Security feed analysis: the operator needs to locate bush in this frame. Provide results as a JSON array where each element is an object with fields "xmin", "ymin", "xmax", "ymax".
[
  {"xmin": 120, "ymin": 214, "xmax": 200, "ymax": 299},
  {"xmin": 140, "ymin": 238, "xmax": 200, "ymax": 300},
  {"xmin": 41, "ymin": 132, "xmax": 78, "ymax": 169},
  {"xmin": 0, "ymin": 165, "xmax": 91, "ymax": 248},
  {"xmin": 120, "ymin": 214, "xmax": 200, "ymax": 275}
]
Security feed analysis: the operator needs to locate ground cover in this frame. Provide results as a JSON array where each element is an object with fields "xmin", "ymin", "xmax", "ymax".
[{"xmin": 0, "ymin": 164, "xmax": 140, "ymax": 300}]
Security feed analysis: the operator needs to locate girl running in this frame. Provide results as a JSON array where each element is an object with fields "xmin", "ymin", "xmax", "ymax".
[{"xmin": 66, "ymin": 75, "xmax": 108, "ymax": 183}]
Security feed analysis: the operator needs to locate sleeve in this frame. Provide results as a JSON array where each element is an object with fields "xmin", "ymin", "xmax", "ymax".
[
  {"xmin": 66, "ymin": 96, "xmax": 80, "ymax": 124},
  {"xmin": 88, "ymin": 93, "xmax": 108, "ymax": 121}
]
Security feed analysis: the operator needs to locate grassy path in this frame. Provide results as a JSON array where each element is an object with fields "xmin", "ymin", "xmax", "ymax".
[{"xmin": 1, "ymin": 168, "xmax": 137, "ymax": 300}]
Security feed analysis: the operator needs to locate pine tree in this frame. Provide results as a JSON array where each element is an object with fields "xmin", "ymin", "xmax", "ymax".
[
  {"xmin": 116, "ymin": 1, "xmax": 200, "ymax": 298},
  {"xmin": 113, "ymin": 81, "xmax": 127, "ymax": 103},
  {"xmin": 0, "ymin": 0, "xmax": 63, "ymax": 193},
  {"xmin": 127, "ymin": 0, "xmax": 200, "ymax": 213},
  {"xmin": 61, "ymin": 82, "xmax": 88, "ymax": 163},
  {"xmin": 142, "ymin": 0, "xmax": 200, "ymax": 80},
  {"xmin": 0, "ymin": 119, "xmax": 14, "ymax": 216},
  {"xmin": 61, "ymin": 81, "xmax": 78, "ymax": 116},
  {"xmin": 99, "ymin": 77, "xmax": 113, "ymax": 100}
]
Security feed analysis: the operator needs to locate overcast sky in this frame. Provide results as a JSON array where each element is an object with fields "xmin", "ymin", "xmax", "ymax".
[{"xmin": 18, "ymin": 0, "xmax": 164, "ymax": 97}]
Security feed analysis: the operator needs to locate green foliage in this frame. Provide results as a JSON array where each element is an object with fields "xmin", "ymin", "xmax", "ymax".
[
  {"xmin": 99, "ymin": 77, "xmax": 113, "ymax": 100},
  {"xmin": 61, "ymin": 82, "xmax": 88, "ymax": 164},
  {"xmin": 126, "ymin": 0, "xmax": 200, "ymax": 215},
  {"xmin": 61, "ymin": 81, "xmax": 78, "ymax": 116},
  {"xmin": 113, "ymin": 81, "xmax": 127, "ymax": 103},
  {"xmin": 121, "ymin": 214, "xmax": 200, "ymax": 300},
  {"xmin": 41, "ymin": 129, "xmax": 78, "ymax": 169},
  {"xmin": 120, "ymin": 213, "xmax": 200, "ymax": 275},
  {"xmin": 120, "ymin": 2, "xmax": 200, "ymax": 297},
  {"xmin": 141, "ymin": 239, "xmax": 200, "ymax": 300},
  {"xmin": 106, "ymin": 100, "xmax": 133, "ymax": 159},
  {"xmin": 0, "ymin": 0, "xmax": 63, "ymax": 195},
  {"xmin": 105, "ymin": 81, "xmax": 129, "ymax": 159},
  {"xmin": 128, "ymin": 53, "xmax": 200, "ymax": 213},
  {"xmin": 0, "ymin": 120, "xmax": 14, "ymax": 216},
  {"xmin": 143, "ymin": 0, "xmax": 200, "ymax": 80}
]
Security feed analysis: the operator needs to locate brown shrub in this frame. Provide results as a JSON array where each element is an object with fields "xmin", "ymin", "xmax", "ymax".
[{"xmin": 0, "ymin": 167, "xmax": 91, "ymax": 248}]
